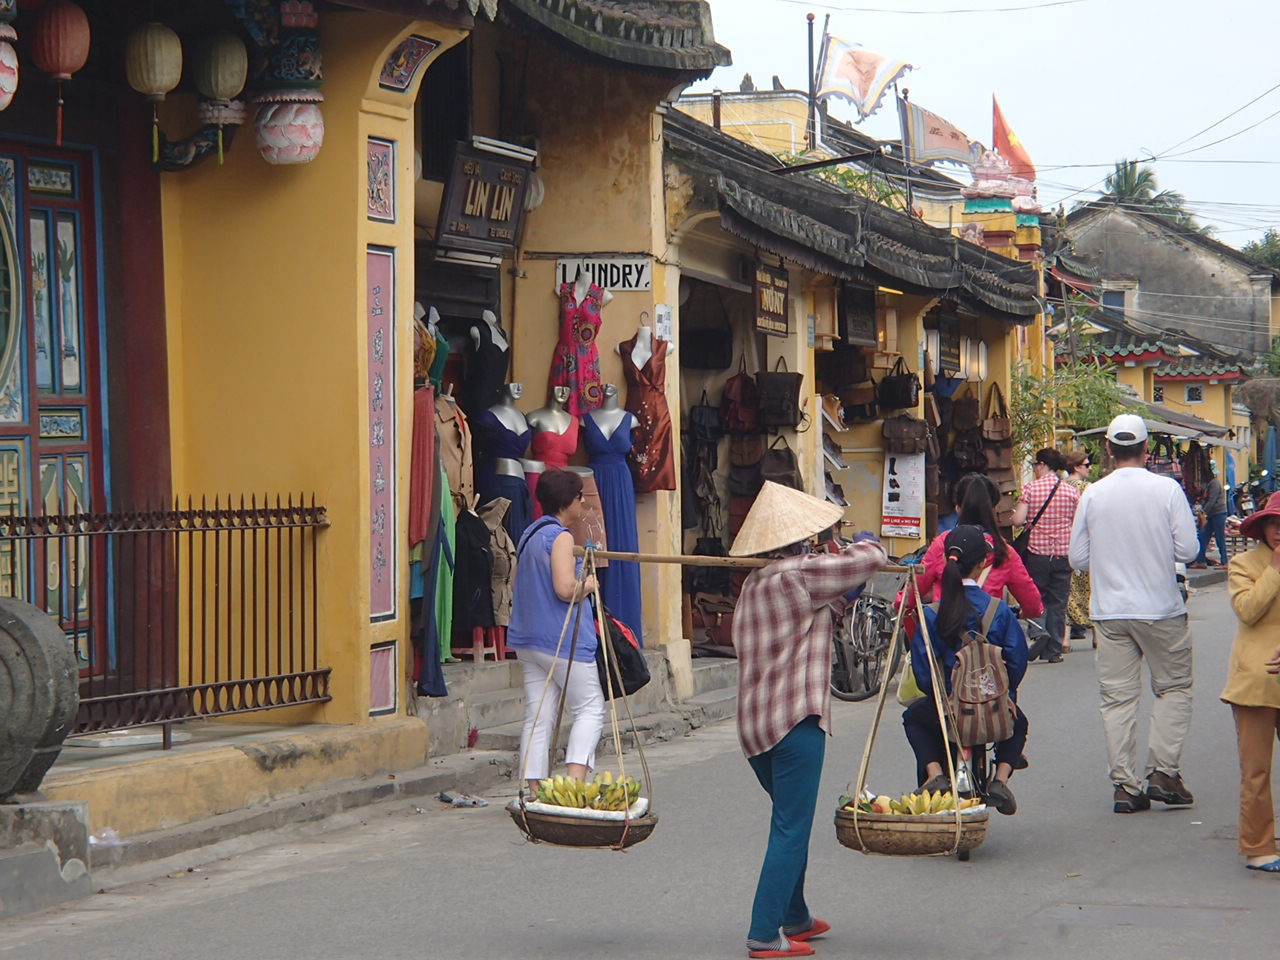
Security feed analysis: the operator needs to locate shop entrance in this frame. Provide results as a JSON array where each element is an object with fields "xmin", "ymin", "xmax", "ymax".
[{"xmin": 0, "ymin": 141, "xmax": 107, "ymax": 669}]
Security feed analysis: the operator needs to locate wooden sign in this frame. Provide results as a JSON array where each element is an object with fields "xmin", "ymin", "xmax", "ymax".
[
  {"xmin": 436, "ymin": 144, "xmax": 531, "ymax": 256},
  {"xmin": 937, "ymin": 314, "xmax": 961, "ymax": 374},
  {"xmin": 754, "ymin": 263, "xmax": 789, "ymax": 338},
  {"xmin": 841, "ymin": 283, "xmax": 877, "ymax": 347}
]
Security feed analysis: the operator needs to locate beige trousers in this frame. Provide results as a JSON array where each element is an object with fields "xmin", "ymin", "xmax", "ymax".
[
  {"xmin": 1094, "ymin": 615, "xmax": 1193, "ymax": 794},
  {"xmin": 1231, "ymin": 704, "xmax": 1280, "ymax": 856}
]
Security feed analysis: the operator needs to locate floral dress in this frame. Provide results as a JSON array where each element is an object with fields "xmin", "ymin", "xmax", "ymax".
[
  {"xmin": 1066, "ymin": 476, "xmax": 1092, "ymax": 629},
  {"xmin": 549, "ymin": 281, "xmax": 604, "ymax": 416}
]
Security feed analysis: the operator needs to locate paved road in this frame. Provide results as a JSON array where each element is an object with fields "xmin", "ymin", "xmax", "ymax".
[{"xmin": 3, "ymin": 583, "xmax": 1275, "ymax": 960}]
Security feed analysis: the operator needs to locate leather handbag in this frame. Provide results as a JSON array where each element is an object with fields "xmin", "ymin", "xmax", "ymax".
[
  {"xmin": 721, "ymin": 356, "xmax": 760, "ymax": 434},
  {"xmin": 841, "ymin": 381, "xmax": 878, "ymax": 423},
  {"xmin": 687, "ymin": 536, "xmax": 732, "ymax": 595},
  {"xmin": 761, "ymin": 436, "xmax": 803, "ymax": 490},
  {"xmin": 882, "ymin": 414, "xmax": 929, "ymax": 455},
  {"xmin": 951, "ymin": 427, "xmax": 987, "ymax": 473},
  {"xmin": 816, "ymin": 342, "xmax": 867, "ymax": 393},
  {"xmin": 728, "ymin": 462, "xmax": 763, "ymax": 497},
  {"xmin": 985, "ymin": 444, "xmax": 1014, "ymax": 471},
  {"xmin": 688, "ymin": 390, "xmax": 724, "ymax": 446},
  {"xmin": 756, "ymin": 357, "xmax": 804, "ymax": 430},
  {"xmin": 877, "ymin": 357, "xmax": 921, "ymax": 411},
  {"xmin": 952, "ymin": 387, "xmax": 981, "ymax": 432},
  {"xmin": 729, "ymin": 433, "xmax": 765, "ymax": 467},
  {"xmin": 982, "ymin": 383, "xmax": 1013, "ymax": 442},
  {"xmin": 729, "ymin": 495, "xmax": 753, "ymax": 536}
]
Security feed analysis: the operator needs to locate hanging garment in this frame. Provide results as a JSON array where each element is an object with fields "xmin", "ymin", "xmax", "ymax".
[
  {"xmin": 549, "ymin": 281, "xmax": 605, "ymax": 415},
  {"xmin": 436, "ymin": 469, "xmax": 456, "ymax": 661},
  {"xmin": 489, "ymin": 474, "xmax": 532, "ymax": 546},
  {"xmin": 473, "ymin": 408, "xmax": 531, "ymax": 500},
  {"xmin": 460, "ymin": 322, "xmax": 511, "ymax": 418},
  {"xmin": 565, "ymin": 474, "xmax": 610, "ymax": 567},
  {"xmin": 435, "ymin": 394, "xmax": 475, "ymax": 514},
  {"xmin": 584, "ymin": 413, "xmax": 644, "ymax": 645},
  {"xmin": 620, "ymin": 334, "xmax": 676, "ymax": 492},
  {"xmin": 415, "ymin": 461, "xmax": 450, "ymax": 697},
  {"xmin": 478, "ymin": 498, "xmax": 516, "ymax": 627},
  {"xmin": 409, "ymin": 386, "xmax": 437, "ymax": 547},
  {"xmin": 428, "ymin": 327, "xmax": 450, "ymax": 389},
  {"xmin": 525, "ymin": 467, "xmax": 543, "ymax": 521},
  {"xmin": 452, "ymin": 508, "xmax": 495, "ymax": 631},
  {"xmin": 414, "ymin": 318, "xmax": 436, "ymax": 385},
  {"xmin": 529, "ymin": 417, "xmax": 580, "ymax": 470}
]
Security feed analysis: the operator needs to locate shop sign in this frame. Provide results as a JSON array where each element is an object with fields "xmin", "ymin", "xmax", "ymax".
[
  {"xmin": 841, "ymin": 284, "xmax": 877, "ymax": 347},
  {"xmin": 436, "ymin": 144, "xmax": 531, "ymax": 256},
  {"xmin": 881, "ymin": 451, "xmax": 926, "ymax": 540},
  {"xmin": 754, "ymin": 263, "xmax": 789, "ymax": 338},
  {"xmin": 938, "ymin": 314, "xmax": 961, "ymax": 374},
  {"xmin": 554, "ymin": 257, "xmax": 652, "ymax": 291}
]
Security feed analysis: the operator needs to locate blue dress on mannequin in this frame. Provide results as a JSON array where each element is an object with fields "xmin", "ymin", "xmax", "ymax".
[
  {"xmin": 474, "ymin": 409, "xmax": 533, "ymax": 545},
  {"xmin": 583, "ymin": 412, "xmax": 643, "ymax": 645}
]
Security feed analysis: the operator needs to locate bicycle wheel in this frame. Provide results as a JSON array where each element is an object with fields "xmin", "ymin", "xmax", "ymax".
[{"xmin": 830, "ymin": 600, "xmax": 903, "ymax": 702}]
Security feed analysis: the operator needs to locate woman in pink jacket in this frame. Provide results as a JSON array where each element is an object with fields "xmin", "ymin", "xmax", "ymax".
[{"xmin": 903, "ymin": 474, "xmax": 1044, "ymax": 618}]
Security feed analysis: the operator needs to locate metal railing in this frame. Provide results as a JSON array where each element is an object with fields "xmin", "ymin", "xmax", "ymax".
[{"xmin": 0, "ymin": 495, "xmax": 331, "ymax": 744}]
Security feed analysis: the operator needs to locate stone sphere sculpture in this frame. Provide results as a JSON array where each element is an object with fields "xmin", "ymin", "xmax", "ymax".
[{"xmin": 0, "ymin": 598, "xmax": 79, "ymax": 802}]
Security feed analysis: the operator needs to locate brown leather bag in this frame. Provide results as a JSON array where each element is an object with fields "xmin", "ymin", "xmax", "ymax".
[
  {"xmin": 882, "ymin": 414, "xmax": 929, "ymax": 455},
  {"xmin": 953, "ymin": 386, "xmax": 981, "ymax": 431},
  {"xmin": 761, "ymin": 436, "xmax": 803, "ymax": 489},
  {"xmin": 982, "ymin": 383, "xmax": 1013, "ymax": 442}
]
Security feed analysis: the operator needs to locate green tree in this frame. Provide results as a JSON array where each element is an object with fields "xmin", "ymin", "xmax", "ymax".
[
  {"xmin": 1099, "ymin": 159, "xmax": 1210, "ymax": 235},
  {"xmin": 1010, "ymin": 359, "xmax": 1126, "ymax": 467},
  {"xmin": 1242, "ymin": 228, "xmax": 1280, "ymax": 271}
]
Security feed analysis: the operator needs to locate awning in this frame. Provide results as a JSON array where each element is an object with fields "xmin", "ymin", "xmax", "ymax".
[{"xmin": 1076, "ymin": 420, "xmax": 1245, "ymax": 450}]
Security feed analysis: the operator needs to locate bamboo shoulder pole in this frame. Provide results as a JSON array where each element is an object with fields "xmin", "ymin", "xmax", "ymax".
[{"xmin": 575, "ymin": 546, "xmax": 909, "ymax": 573}]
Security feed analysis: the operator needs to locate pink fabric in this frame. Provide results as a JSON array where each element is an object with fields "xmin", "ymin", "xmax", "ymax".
[
  {"xmin": 548, "ymin": 282, "xmax": 604, "ymax": 415},
  {"xmin": 525, "ymin": 469, "xmax": 543, "ymax": 519},
  {"xmin": 529, "ymin": 417, "xmax": 579, "ymax": 470},
  {"xmin": 906, "ymin": 531, "xmax": 1044, "ymax": 619}
]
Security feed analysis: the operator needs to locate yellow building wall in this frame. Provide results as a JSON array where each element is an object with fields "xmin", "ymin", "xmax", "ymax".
[
  {"xmin": 162, "ymin": 13, "xmax": 466, "ymax": 724},
  {"xmin": 677, "ymin": 93, "xmax": 810, "ymax": 157}
]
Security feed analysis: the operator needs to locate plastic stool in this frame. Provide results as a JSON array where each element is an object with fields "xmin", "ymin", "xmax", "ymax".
[{"xmin": 454, "ymin": 626, "xmax": 500, "ymax": 662}]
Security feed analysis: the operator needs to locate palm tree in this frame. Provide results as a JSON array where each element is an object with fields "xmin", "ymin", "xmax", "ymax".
[{"xmin": 1099, "ymin": 159, "xmax": 1210, "ymax": 234}]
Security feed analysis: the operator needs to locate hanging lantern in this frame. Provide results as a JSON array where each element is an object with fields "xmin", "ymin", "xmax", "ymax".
[
  {"xmin": 254, "ymin": 89, "xmax": 324, "ymax": 165},
  {"xmin": 0, "ymin": 24, "xmax": 17, "ymax": 113},
  {"xmin": 125, "ymin": 22, "xmax": 182, "ymax": 163},
  {"xmin": 193, "ymin": 30, "xmax": 247, "ymax": 165},
  {"xmin": 28, "ymin": 0, "xmax": 90, "ymax": 145}
]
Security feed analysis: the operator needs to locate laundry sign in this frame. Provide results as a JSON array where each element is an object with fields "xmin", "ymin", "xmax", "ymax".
[{"xmin": 555, "ymin": 258, "xmax": 653, "ymax": 291}]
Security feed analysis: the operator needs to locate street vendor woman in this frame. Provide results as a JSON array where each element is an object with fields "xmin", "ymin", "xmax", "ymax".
[{"xmin": 728, "ymin": 481, "xmax": 887, "ymax": 959}]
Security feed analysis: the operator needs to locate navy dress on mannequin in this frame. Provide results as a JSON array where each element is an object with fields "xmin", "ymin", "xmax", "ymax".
[
  {"xmin": 584, "ymin": 412, "xmax": 643, "ymax": 645},
  {"xmin": 473, "ymin": 409, "xmax": 533, "ymax": 544}
]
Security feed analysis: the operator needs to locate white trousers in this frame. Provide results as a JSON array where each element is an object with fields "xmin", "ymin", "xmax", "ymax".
[{"xmin": 517, "ymin": 649, "xmax": 606, "ymax": 780}]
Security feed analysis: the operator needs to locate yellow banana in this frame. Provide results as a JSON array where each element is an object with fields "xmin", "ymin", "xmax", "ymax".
[{"xmin": 603, "ymin": 770, "xmax": 614, "ymax": 785}]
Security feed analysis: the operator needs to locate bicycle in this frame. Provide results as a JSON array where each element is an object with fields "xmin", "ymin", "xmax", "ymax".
[{"xmin": 831, "ymin": 591, "xmax": 903, "ymax": 702}]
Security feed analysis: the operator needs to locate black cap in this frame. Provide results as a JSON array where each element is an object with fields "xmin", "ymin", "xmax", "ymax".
[{"xmin": 944, "ymin": 524, "xmax": 990, "ymax": 571}]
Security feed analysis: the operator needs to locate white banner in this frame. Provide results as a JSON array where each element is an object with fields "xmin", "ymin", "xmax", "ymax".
[
  {"xmin": 881, "ymin": 452, "xmax": 926, "ymax": 539},
  {"xmin": 555, "ymin": 257, "xmax": 652, "ymax": 291}
]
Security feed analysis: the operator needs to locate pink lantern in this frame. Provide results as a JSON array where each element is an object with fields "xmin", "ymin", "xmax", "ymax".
[
  {"xmin": 0, "ymin": 25, "xmax": 18, "ymax": 112},
  {"xmin": 28, "ymin": 0, "xmax": 91, "ymax": 144},
  {"xmin": 254, "ymin": 89, "xmax": 324, "ymax": 165}
]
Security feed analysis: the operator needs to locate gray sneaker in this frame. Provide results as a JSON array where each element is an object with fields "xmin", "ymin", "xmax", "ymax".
[{"xmin": 1146, "ymin": 771, "xmax": 1194, "ymax": 805}]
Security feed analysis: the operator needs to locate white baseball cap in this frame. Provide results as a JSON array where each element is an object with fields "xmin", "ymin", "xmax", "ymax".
[{"xmin": 1105, "ymin": 413, "xmax": 1149, "ymax": 444}]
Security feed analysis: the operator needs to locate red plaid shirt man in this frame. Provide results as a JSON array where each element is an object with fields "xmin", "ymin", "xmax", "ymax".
[
  {"xmin": 735, "ymin": 541, "xmax": 887, "ymax": 758},
  {"xmin": 1018, "ymin": 474, "xmax": 1080, "ymax": 557}
]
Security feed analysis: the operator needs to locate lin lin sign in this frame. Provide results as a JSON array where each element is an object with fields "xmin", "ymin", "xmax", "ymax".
[{"xmin": 555, "ymin": 258, "xmax": 653, "ymax": 292}]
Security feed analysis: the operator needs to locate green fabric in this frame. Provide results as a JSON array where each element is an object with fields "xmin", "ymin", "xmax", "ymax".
[
  {"xmin": 429, "ymin": 329, "xmax": 449, "ymax": 389},
  {"xmin": 436, "ymin": 464, "xmax": 456, "ymax": 661}
]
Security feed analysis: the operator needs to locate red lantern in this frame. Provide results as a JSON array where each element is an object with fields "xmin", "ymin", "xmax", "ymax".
[{"xmin": 28, "ymin": 0, "xmax": 90, "ymax": 145}]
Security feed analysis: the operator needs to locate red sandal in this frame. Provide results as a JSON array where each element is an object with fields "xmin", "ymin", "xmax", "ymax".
[
  {"xmin": 748, "ymin": 941, "xmax": 815, "ymax": 959},
  {"xmin": 788, "ymin": 918, "xmax": 831, "ymax": 942}
]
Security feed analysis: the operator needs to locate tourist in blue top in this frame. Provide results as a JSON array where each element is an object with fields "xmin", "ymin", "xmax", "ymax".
[
  {"xmin": 508, "ymin": 469, "xmax": 606, "ymax": 794},
  {"xmin": 903, "ymin": 525, "xmax": 1029, "ymax": 816}
]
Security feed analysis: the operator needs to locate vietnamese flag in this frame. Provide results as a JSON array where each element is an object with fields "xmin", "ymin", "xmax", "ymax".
[{"xmin": 993, "ymin": 96, "xmax": 1036, "ymax": 182}]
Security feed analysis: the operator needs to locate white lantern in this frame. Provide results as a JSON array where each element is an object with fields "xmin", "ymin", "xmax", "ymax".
[
  {"xmin": 194, "ymin": 30, "xmax": 247, "ymax": 102},
  {"xmin": 125, "ymin": 22, "xmax": 182, "ymax": 102}
]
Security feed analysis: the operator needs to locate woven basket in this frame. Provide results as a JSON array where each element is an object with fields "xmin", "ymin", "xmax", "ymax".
[
  {"xmin": 508, "ymin": 805, "xmax": 658, "ymax": 849},
  {"xmin": 833, "ymin": 806, "xmax": 988, "ymax": 857}
]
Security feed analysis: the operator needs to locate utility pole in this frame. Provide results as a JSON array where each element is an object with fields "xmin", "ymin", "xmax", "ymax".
[{"xmin": 806, "ymin": 13, "xmax": 816, "ymax": 151}]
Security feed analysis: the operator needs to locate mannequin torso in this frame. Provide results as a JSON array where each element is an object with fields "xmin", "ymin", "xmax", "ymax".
[
  {"xmin": 470, "ymin": 309, "xmax": 509, "ymax": 353},
  {"xmin": 587, "ymin": 384, "xmax": 627, "ymax": 439},
  {"xmin": 526, "ymin": 386, "xmax": 573, "ymax": 436},
  {"xmin": 487, "ymin": 383, "xmax": 528, "ymax": 435},
  {"xmin": 628, "ymin": 324, "xmax": 653, "ymax": 372}
]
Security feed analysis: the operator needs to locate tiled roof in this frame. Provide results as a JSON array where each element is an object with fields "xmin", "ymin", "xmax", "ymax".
[
  {"xmin": 502, "ymin": 0, "xmax": 731, "ymax": 75},
  {"xmin": 1154, "ymin": 359, "xmax": 1250, "ymax": 380}
]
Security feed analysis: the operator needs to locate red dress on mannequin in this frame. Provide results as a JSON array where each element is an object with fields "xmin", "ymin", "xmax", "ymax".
[
  {"xmin": 549, "ymin": 282, "xmax": 605, "ymax": 415},
  {"xmin": 620, "ymin": 334, "xmax": 676, "ymax": 492}
]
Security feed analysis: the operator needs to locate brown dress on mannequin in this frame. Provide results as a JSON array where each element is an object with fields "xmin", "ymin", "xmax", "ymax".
[{"xmin": 620, "ymin": 334, "xmax": 676, "ymax": 493}]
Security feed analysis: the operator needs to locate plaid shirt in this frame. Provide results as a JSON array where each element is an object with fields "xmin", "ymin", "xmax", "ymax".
[
  {"xmin": 1019, "ymin": 474, "xmax": 1080, "ymax": 557},
  {"xmin": 735, "ymin": 541, "xmax": 887, "ymax": 758}
]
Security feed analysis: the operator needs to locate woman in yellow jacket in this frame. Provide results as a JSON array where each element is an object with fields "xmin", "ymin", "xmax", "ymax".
[{"xmin": 1224, "ymin": 493, "xmax": 1280, "ymax": 873}]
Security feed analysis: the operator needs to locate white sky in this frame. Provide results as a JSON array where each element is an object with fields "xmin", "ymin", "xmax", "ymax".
[{"xmin": 688, "ymin": 0, "xmax": 1278, "ymax": 246}]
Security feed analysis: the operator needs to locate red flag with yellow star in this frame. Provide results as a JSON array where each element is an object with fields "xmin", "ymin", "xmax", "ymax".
[{"xmin": 993, "ymin": 96, "xmax": 1035, "ymax": 181}]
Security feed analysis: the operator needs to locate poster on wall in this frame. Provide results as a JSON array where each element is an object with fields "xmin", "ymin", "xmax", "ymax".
[
  {"xmin": 754, "ymin": 262, "xmax": 789, "ymax": 337},
  {"xmin": 367, "ymin": 246, "xmax": 396, "ymax": 622},
  {"xmin": 880, "ymin": 452, "xmax": 925, "ymax": 539}
]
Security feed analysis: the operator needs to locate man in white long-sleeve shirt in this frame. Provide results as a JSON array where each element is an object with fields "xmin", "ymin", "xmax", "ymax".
[{"xmin": 1069, "ymin": 414, "xmax": 1200, "ymax": 814}]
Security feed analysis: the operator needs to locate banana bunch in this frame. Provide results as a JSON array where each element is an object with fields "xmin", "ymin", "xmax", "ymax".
[
  {"xmin": 886, "ymin": 790, "xmax": 982, "ymax": 815},
  {"xmin": 534, "ymin": 771, "xmax": 643, "ymax": 811}
]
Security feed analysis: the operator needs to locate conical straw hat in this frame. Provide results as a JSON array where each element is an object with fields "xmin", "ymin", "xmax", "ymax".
[{"xmin": 729, "ymin": 481, "xmax": 846, "ymax": 556}]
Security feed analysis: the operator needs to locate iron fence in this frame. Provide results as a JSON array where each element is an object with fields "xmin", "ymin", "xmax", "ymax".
[{"xmin": 0, "ymin": 495, "xmax": 331, "ymax": 743}]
